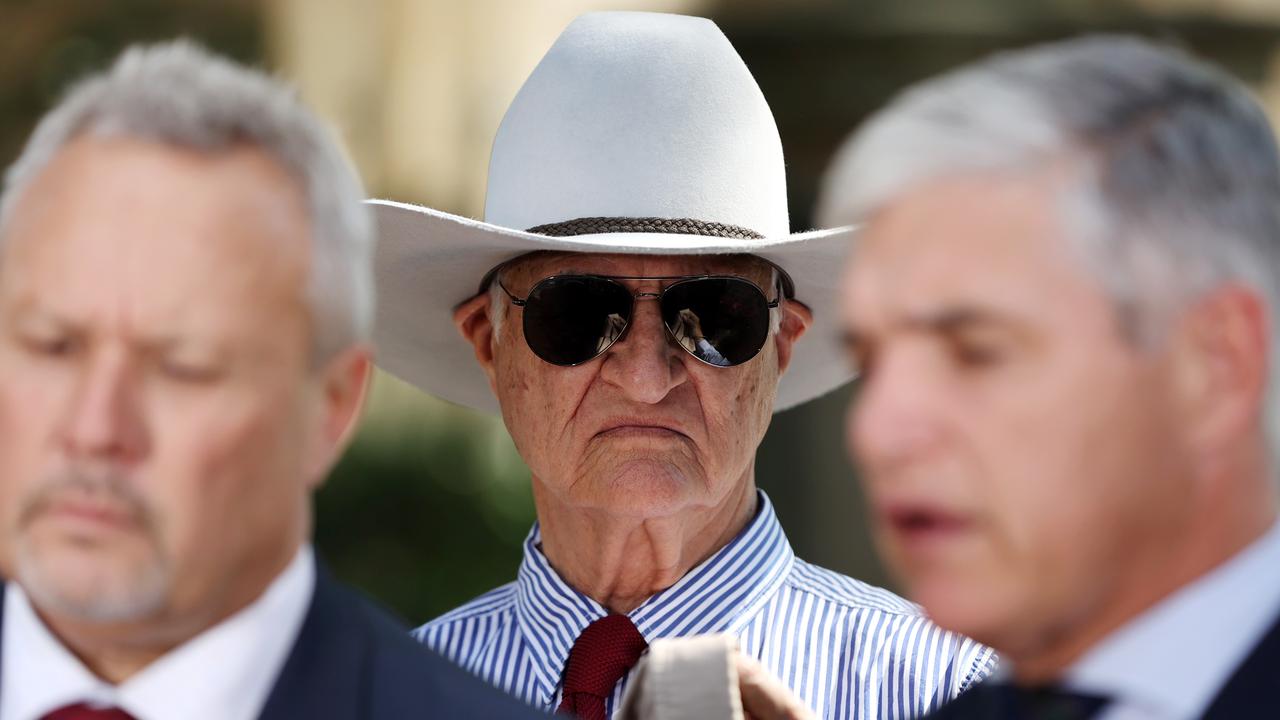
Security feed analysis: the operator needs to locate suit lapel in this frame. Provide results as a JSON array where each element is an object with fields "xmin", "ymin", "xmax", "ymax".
[
  {"xmin": 1200, "ymin": 604, "xmax": 1280, "ymax": 719},
  {"xmin": 257, "ymin": 563, "xmax": 368, "ymax": 720}
]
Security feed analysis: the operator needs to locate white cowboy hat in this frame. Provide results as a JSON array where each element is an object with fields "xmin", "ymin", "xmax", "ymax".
[{"xmin": 370, "ymin": 11, "xmax": 855, "ymax": 414}]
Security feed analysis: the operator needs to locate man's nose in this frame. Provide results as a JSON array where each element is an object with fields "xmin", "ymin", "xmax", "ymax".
[
  {"xmin": 848, "ymin": 348, "xmax": 943, "ymax": 471},
  {"xmin": 599, "ymin": 297, "xmax": 687, "ymax": 404},
  {"xmin": 59, "ymin": 350, "xmax": 148, "ymax": 463}
]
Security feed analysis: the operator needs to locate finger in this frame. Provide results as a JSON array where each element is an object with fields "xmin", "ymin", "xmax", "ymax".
[{"xmin": 736, "ymin": 653, "xmax": 815, "ymax": 720}]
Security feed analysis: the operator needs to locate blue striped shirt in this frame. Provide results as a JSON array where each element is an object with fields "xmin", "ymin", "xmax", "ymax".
[{"xmin": 414, "ymin": 492, "xmax": 997, "ymax": 718}]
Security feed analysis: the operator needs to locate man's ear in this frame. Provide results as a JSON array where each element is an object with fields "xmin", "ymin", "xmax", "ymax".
[
  {"xmin": 306, "ymin": 345, "xmax": 373, "ymax": 489},
  {"xmin": 774, "ymin": 299, "xmax": 813, "ymax": 375},
  {"xmin": 1171, "ymin": 285, "xmax": 1268, "ymax": 466},
  {"xmin": 455, "ymin": 292, "xmax": 500, "ymax": 394}
]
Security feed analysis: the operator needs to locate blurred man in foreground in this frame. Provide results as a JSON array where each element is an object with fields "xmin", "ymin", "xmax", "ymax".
[
  {"xmin": 821, "ymin": 35, "xmax": 1280, "ymax": 718},
  {"xmin": 0, "ymin": 42, "xmax": 532, "ymax": 719},
  {"xmin": 371, "ymin": 11, "xmax": 993, "ymax": 719}
]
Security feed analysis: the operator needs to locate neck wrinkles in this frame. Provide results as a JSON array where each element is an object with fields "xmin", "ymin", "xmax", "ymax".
[{"xmin": 533, "ymin": 475, "xmax": 758, "ymax": 614}]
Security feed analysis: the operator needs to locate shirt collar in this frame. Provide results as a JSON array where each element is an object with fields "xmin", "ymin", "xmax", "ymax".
[
  {"xmin": 1063, "ymin": 519, "xmax": 1280, "ymax": 718},
  {"xmin": 1, "ymin": 545, "xmax": 315, "ymax": 720},
  {"xmin": 514, "ymin": 490, "xmax": 795, "ymax": 704}
]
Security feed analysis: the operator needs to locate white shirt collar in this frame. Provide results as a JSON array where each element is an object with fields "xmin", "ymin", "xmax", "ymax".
[
  {"xmin": 1, "ymin": 545, "xmax": 316, "ymax": 720},
  {"xmin": 1063, "ymin": 520, "xmax": 1280, "ymax": 719}
]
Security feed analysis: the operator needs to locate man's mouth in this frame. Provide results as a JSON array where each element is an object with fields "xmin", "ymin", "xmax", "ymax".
[
  {"xmin": 882, "ymin": 504, "xmax": 974, "ymax": 546},
  {"xmin": 594, "ymin": 417, "xmax": 689, "ymax": 440},
  {"xmin": 36, "ymin": 498, "xmax": 139, "ymax": 533}
]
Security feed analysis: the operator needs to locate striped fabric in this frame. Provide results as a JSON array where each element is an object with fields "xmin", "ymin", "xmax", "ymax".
[{"xmin": 414, "ymin": 492, "xmax": 997, "ymax": 719}]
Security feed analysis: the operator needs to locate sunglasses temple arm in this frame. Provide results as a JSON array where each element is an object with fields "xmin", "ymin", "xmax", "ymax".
[{"xmin": 495, "ymin": 277, "xmax": 528, "ymax": 307}]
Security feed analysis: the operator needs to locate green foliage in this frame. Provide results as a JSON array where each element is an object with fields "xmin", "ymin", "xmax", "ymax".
[{"xmin": 314, "ymin": 398, "xmax": 536, "ymax": 624}]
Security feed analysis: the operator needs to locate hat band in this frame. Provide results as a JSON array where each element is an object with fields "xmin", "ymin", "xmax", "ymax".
[{"xmin": 527, "ymin": 216, "xmax": 764, "ymax": 240}]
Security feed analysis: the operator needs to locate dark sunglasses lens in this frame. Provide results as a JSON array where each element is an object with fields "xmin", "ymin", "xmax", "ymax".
[
  {"xmin": 662, "ymin": 278, "xmax": 770, "ymax": 366},
  {"xmin": 522, "ymin": 277, "xmax": 632, "ymax": 365}
]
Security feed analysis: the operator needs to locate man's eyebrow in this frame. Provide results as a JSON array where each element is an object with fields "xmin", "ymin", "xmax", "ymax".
[
  {"xmin": 843, "ymin": 306, "xmax": 1025, "ymax": 343},
  {"xmin": 7, "ymin": 302, "xmax": 72, "ymax": 328},
  {"xmin": 904, "ymin": 307, "xmax": 1011, "ymax": 334}
]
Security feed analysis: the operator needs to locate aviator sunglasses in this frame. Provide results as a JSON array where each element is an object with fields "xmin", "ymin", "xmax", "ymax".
[{"xmin": 491, "ymin": 268, "xmax": 792, "ymax": 367}]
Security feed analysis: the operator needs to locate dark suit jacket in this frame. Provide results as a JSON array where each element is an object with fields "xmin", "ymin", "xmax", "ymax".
[
  {"xmin": 926, "ymin": 608, "xmax": 1280, "ymax": 719},
  {"xmin": 0, "ymin": 565, "xmax": 540, "ymax": 719},
  {"xmin": 1200, "ymin": 607, "xmax": 1280, "ymax": 718}
]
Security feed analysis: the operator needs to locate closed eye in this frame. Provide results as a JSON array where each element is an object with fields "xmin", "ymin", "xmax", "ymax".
[
  {"xmin": 158, "ymin": 359, "xmax": 223, "ymax": 383},
  {"xmin": 20, "ymin": 333, "xmax": 79, "ymax": 359},
  {"xmin": 947, "ymin": 338, "xmax": 1005, "ymax": 369}
]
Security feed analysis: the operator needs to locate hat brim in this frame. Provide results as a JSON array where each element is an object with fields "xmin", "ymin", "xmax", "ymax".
[{"xmin": 370, "ymin": 198, "xmax": 857, "ymax": 414}]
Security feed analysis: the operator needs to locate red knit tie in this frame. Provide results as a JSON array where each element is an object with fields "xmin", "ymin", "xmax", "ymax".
[
  {"xmin": 42, "ymin": 703, "xmax": 136, "ymax": 720},
  {"xmin": 557, "ymin": 614, "xmax": 648, "ymax": 720}
]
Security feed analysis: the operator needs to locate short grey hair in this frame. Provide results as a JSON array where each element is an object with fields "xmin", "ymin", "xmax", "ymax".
[
  {"xmin": 820, "ymin": 35, "xmax": 1280, "ymax": 458},
  {"xmin": 0, "ymin": 40, "xmax": 373, "ymax": 362}
]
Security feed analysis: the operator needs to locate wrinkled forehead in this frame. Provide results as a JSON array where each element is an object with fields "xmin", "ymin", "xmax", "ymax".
[{"xmin": 494, "ymin": 251, "xmax": 777, "ymax": 289}]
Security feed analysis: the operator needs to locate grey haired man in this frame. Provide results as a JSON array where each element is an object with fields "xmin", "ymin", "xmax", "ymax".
[
  {"xmin": 0, "ymin": 41, "xmax": 534, "ymax": 720},
  {"xmin": 824, "ymin": 35, "xmax": 1280, "ymax": 719}
]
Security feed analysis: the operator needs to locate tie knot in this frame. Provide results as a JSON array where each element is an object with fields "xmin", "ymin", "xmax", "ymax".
[
  {"xmin": 562, "ymin": 613, "xmax": 648, "ymax": 699},
  {"xmin": 42, "ymin": 703, "xmax": 137, "ymax": 720}
]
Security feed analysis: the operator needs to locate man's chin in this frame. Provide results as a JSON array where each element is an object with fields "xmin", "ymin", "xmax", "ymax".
[
  {"xmin": 16, "ymin": 543, "xmax": 170, "ymax": 624},
  {"xmin": 588, "ymin": 462, "xmax": 701, "ymax": 517}
]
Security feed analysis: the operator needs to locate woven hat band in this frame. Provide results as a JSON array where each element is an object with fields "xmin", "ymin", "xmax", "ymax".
[{"xmin": 527, "ymin": 216, "xmax": 765, "ymax": 240}]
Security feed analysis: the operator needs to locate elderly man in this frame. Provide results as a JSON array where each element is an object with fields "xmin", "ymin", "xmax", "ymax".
[
  {"xmin": 371, "ymin": 11, "xmax": 994, "ymax": 720},
  {"xmin": 820, "ymin": 36, "xmax": 1280, "ymax": 718},
  {"xmin": 0, "ymin": 42, "xmax": 534, "ymax": 719}
]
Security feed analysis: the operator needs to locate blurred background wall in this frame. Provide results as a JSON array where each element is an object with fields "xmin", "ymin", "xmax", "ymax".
[{"xmin": 4, "ymin": 0, "xmax": 1280, "ymax": 622}]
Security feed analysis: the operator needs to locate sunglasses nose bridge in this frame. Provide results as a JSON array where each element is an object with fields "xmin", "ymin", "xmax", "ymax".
[
  {"xmin": 622, "ymin": 289, "xmax": 665, "ymax": 340},
  {"xmin": 633, "ymin": 291, "xmax": 714, "ymax": 364},
  {"xmin": 624, "ymin": 290, "xmax": 667, "ymax": 328},
  {"xmin": 599, "ymin": 295, "xmax": 686, "ymax": 390}
]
